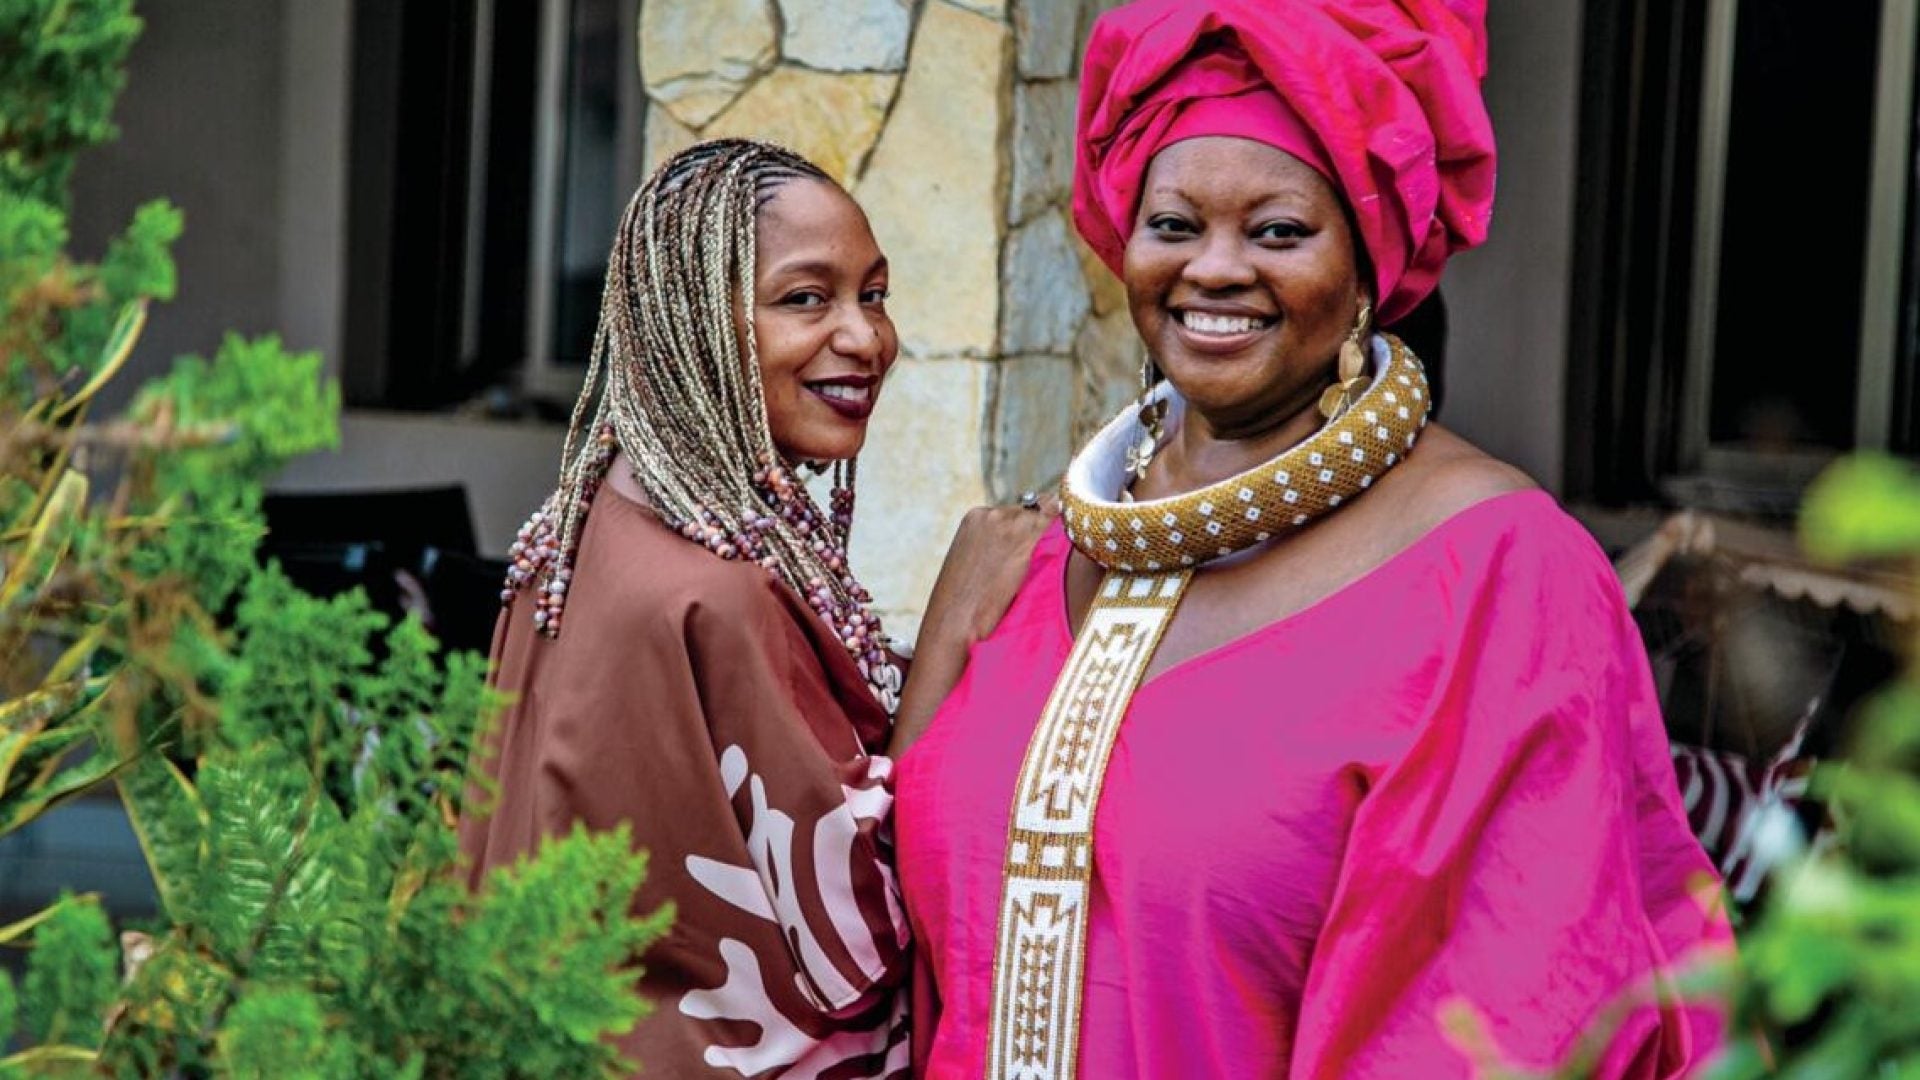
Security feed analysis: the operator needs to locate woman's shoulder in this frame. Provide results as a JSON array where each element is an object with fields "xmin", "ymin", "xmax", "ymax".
[
  {"xmin": 1389, "ymin": 425, "xmax": 1537, "ymax": 527},
  {"xmin": 568, "ymin": 490, "xmax": 795, "ymax": 634},
  {"xmin": 1376, "ymin": 426, "xmax": 1610, "ymax": 581}
]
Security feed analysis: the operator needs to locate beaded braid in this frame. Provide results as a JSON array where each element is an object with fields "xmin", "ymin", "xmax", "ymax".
[{"xmin": 502, "ymin": 139, "xmax": 900, "ymax": 711}]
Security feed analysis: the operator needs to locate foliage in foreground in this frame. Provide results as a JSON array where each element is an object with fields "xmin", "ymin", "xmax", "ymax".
[
  {"xmin": 1, "ymin": 1, "xmax": 667, "ymax": 1074},
  {"xmin": 1706, "ymin": 455, "xmax": 1920, "ymax": 1079}
]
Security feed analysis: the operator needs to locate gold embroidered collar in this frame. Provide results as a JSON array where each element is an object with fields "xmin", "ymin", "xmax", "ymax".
[{"xmin": 1060, "ymin": 334, "xmax": 1432, "ymax": 573}]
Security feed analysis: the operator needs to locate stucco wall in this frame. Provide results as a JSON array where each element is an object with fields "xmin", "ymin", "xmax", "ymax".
[
  {"xmin": 1440, "ymin": 2, "xmax": 1583, "ymax": 493},
  {"xmin": 69, "ymin": 0, "xmax": 289, "ymax": 409}
]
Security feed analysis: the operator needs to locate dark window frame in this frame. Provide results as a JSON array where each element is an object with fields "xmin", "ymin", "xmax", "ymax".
[
  {"xmin": 341, "ymin": 0, "xmax": 639, "ymax": 413},
  {"xmin": 1567, "ymin": 0, "xmax": 1920, "ymax": 512}
]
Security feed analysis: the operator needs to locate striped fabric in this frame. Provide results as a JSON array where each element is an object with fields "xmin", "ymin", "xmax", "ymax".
[{"xmin": 1668, "ymin": 707, "xmax": 1816, "ymax": 904}]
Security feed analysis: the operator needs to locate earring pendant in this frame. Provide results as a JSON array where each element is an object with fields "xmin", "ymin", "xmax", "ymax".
[
  {"xmin": 1321, "ymin": 304, "xmax": 1373, "ymax": 421},
  {"xmin": 1127, "ymin": 398, "xmax": 1167, "ymax": 480}
]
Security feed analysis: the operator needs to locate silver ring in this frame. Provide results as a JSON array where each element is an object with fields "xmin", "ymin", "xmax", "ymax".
[{"xmin": 1019, "ymin": 490, "xmax": 1041, "ymax": 510}]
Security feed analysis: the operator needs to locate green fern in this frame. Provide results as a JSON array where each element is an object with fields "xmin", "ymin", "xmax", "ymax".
[
  {"xmin": 217, "ymin": 984, "xmax": 352, "ymax": 1080},
  {"xmin": 470, "ymin": 827, "xmax": 670, "ymax": 1046},
  {"xmin": 19, "ymin": 895, "xmax": 114, "ymax": 1050},
  {"xmin": 195, "ymin": 759, "xmax": 321, "ymax": 976}
]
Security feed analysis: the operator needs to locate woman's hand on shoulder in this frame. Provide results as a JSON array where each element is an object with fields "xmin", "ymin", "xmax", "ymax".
[
  {"xmin": 887, "ymin": 494, "xmax": 1059, "ymax": 758},
  {"xmin": 920, "ymin": 494, "xmax": 1061, "ymax": 652}
]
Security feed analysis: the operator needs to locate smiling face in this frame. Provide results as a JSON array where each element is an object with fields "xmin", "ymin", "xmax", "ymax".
[
  {"xmin": 751, "ymin": 178, "xmax": 897, "ymax": 463},
  {"xmin": 1124, "ymin": 136, "xmax": 1366, "ymax": 440}
]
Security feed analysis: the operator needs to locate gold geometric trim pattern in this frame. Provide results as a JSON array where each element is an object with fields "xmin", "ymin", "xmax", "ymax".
[{"xmin": 987, "ymin": 571, "xmax": 1191, "ymax": 1080}]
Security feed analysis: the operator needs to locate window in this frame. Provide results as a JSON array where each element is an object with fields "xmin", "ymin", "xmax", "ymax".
[
  {"xmin": 1568, "ymin": 0, "xmax": 1920, "ymax": 512},
  {"xmin": 343, "ymin": 0, "xmax": 641, "ymax": 412},
  {"xmin": 522, "ymin": 0, "xmax": 645, "ymax": 400}
]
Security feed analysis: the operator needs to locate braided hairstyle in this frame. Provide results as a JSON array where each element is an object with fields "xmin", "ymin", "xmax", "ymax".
[{"xmin": 503, "ymin": 139, "xmax": 896, "ymax": 706}]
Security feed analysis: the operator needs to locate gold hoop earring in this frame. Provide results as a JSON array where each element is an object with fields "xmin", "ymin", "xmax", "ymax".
[
  {"xmin": 1126, "ymin": 354, "xmax": 1167, "ymax": 481},
  {"xmin": 1318, "ymin": 299, "xmax": 1374, "ymax": 422}
]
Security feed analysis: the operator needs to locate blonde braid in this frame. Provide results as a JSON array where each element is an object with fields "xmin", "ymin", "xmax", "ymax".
[{"xmin": 503, "ymin": 140, "xmax": 897, "ymax": 707}]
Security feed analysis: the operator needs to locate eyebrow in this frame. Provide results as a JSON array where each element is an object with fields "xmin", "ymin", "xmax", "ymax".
[
  {"xmin": 764, "ymin": 255, "xmax": 889, "ymax": 279},
  {"xmin": 1144, "ymin": 185, "xmax": 1316, "ymax": 210}
]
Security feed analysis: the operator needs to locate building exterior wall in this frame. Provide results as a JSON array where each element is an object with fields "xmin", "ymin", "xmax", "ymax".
[
  {"xmin": 277, "ymin": 0, "xmax": 353, "ymax": 372},
  {"xmin": 70, "ymin": 0, "xmax": 1583, "ymax": 640},
  {"xmin": 68, "ymin": 0, "xmax": 289, "ymax": 410},
  {"xmin": 1441, "ymin": 0, "xmax": 1583, "ymax": 494}
]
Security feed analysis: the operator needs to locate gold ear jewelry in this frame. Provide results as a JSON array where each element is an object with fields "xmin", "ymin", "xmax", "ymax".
[
  {"xmin": 1125, "ymin": 354, "xmax": 1167, "ymax": 480},
  {"xmin": 1318, "ymin": 298, "xmax": 1374, "ymax": 422}
]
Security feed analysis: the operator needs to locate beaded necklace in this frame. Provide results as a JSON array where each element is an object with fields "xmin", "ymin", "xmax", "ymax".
[
  {"xmin": 1061, "ymin": 334, "xmax": 1431, "ymax": 571},
  {"xmin": 502, "ymin": 433, "xmax": 899, "ymax": 714}
]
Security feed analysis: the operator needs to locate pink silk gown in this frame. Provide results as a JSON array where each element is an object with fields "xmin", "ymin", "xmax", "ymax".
[{"xmin": 895, "ymin": 491, "xmax": 1731, "ymax": 1078}]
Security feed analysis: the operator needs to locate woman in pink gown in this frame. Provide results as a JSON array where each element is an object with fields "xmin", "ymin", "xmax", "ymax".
[{"xmin": 891, "ymin": 2, "xmax": 1731, "ymax": 1077}]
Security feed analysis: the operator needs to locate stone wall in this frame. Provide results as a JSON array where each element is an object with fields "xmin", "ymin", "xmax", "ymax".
[{"xmin": 638, "ymin": 0, "xmax": 1138, "ymax": 637}]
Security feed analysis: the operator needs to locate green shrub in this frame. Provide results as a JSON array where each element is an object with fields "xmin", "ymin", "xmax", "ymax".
[{"xmin": 0, "ymin": 2, "xmax": 667, "ymax": 1074}]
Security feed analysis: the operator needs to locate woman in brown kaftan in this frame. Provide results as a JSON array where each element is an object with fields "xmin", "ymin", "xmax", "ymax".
[
  {"xmin": 472, "ymin": 486, "xmax": 910, "ymax": 1075},
  {"xmin": 459, "ymin": 140, "xmax": 1046, "ymax": 1077}
]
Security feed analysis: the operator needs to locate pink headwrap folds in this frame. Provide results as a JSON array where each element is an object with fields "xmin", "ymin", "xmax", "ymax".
[{"xmin": 1073, "ymin": 0, "xmax": 1498, "ymax": 323}]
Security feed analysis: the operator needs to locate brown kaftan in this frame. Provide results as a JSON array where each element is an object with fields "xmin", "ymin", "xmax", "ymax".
[{"xmin": 459, "ymin": 486, "xmax": 910, "ymax": 1077}]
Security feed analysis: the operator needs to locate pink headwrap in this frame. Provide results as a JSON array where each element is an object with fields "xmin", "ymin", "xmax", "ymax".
[{"xmin": 1073, "ymin": 0, "xmax": 1497, "ymax": 323}]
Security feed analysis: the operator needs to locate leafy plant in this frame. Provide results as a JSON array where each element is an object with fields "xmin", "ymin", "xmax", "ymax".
[
  {"xmin": 0, "ymin": 1, "xmax": 667, "ymax": 1075},
  {"xmin": 1701, "ymin": 454, "xmax": 1920, "ymax": 1078}
]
